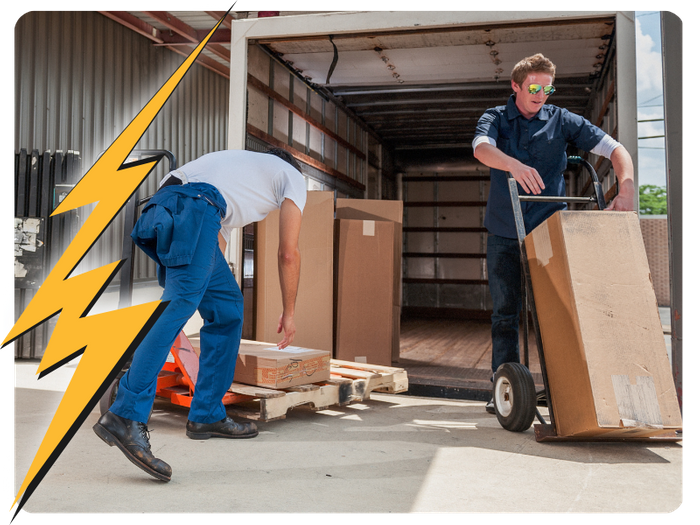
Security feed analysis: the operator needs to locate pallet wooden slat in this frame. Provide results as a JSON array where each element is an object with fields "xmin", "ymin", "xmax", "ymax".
[
  {"xmin": 223, "ymin": 359, "xmax": 409, "ymax": 422},
  {"xmin": 331, "ymin": 360, "xmax": 409, "ymax": 395},
  {"xmin": 173, "ymin": 334, "xmax": 408, "ymax": 421}
]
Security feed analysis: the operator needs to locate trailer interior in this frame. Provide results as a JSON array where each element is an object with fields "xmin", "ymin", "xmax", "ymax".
[{"xmin": 102, "ymin": 11, "xmax": 633, "ymax": 400}]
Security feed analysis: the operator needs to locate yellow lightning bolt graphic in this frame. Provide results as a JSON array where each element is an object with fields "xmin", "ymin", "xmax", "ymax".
[{"xmin": 4, "ymin": 11, "xmax": 231, "ymax": 519}]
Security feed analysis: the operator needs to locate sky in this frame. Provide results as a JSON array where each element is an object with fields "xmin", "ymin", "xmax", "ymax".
[{"xmin": 635, "ymin": 11, "xmax": 668, "ymax": 188}]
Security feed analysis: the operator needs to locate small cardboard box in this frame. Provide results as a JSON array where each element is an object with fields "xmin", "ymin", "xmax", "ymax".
[
  {"xmin": 524, "ymin": 211, "xmax": 682, "ymax": 438},
  {"xmin": 234, "ymin": 340, "xmax": 331, "ymax": 389},
  {"xmin": 334, "ymin": 218, "xmax": 395, "ymax": 366},
  {"xmin": 255, "ymin": 191, "xmax": 334, "ymax": 352},
  {"xmin": 335, "ymin": 198, "xmax": 403, "ymax": 362}
]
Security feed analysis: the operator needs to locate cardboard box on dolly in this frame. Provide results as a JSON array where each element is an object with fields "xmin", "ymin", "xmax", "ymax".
[{"xmin": 524, "ymin": 211, "xmax": 682, "ymax": 438}]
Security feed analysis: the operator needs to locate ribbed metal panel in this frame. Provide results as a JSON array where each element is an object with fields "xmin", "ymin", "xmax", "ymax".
[{"xmin": 15, "ymin": 11, "xmax": 230, "ymax": 282}]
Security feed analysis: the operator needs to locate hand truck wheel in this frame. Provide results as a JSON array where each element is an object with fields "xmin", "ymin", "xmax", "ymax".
[
  {"xmin": 493, "ymin": 362, "xmax": 537, "ymax": 432},
  {"xmin": 99, "ymin": 376, "xmax": 120, "ymax": 416}
]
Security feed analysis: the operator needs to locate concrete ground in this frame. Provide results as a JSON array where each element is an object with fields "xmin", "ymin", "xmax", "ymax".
[{"xmin": 11, "ymin": 359, "xmax": 687, "ymax": 524}]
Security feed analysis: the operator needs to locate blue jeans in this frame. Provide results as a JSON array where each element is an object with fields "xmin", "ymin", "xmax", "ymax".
[
  {"xmin": 486, "ymin": 234, "xmax": 522, "ymax": 376},
  {"xmin": 110, "ymin": 203, "xmax": 243, "ymax": 424}
]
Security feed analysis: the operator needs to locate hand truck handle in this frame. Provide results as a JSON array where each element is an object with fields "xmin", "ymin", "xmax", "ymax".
[
  {"xmin": 508, "ymin": 157, "xmax": 607, "ymax": 211},
  {"xmin": 566, "ymin": 155, "xmax": 607, "ymax": 210}
]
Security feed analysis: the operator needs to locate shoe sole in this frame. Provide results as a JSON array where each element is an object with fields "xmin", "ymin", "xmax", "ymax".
[
  {"xmin": 186, "ymin": 429, "xmax": 259, "ymax": 440},
  {"xmin": 93, "ymin": 422, "xmax": 171, "ymax": 482}
]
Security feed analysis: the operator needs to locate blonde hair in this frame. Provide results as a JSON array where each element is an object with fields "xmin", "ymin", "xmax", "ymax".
[{"xmin": 511, "ymin": 54, "xmax": 556, "ymax": 86}]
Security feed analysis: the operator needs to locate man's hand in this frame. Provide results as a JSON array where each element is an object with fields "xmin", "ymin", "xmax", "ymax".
[
  {"xmin": 276, "ymin": 313, "xmax": 296, "ymax": 349},
  {"xmin": 510, "ymin": 163, "xmax": 546, "ymax": 195},
  {"xmin": 605, "ymin": 183, "xmax": 634, "ymax": 211},
  {"xmin": 217, "ymin": 232, "xmax": 227, "ymax": 254},
  {"xmin": 474, "ymin": 142, "xmax": 545, "ymax": 194}
]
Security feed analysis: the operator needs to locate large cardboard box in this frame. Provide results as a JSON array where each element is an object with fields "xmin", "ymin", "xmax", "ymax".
[
  {"xmin": 524, "ymin": 211, "xmax": 682, "ymax": 438},
  {"xmin": 334, "ymin": 218, "xmax": 395, "ymax": 366},
  {"xmin": 234, "ymin": 339, "xmax": 331, "ymax": 389},
  {"xmin": 335, "ymin": 198, "xmax": 403, "ymax": 361},
  {"xmin": 255, "ymin": 191, "xmax": 334, "ymax": 352}
]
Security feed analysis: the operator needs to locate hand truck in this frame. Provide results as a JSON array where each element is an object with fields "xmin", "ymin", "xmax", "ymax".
[{"xmin": 492, "ymin": 157, "xmax": 607, "ymax": 438}]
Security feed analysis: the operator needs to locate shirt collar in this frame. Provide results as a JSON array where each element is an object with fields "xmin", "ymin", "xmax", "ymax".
[{"xmin": 506, "ymin": 94, "xmax": 550, "ymax": 122}]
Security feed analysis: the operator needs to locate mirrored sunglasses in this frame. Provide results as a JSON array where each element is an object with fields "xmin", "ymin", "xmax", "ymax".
[{"xmin": 527, "ymin": 84, "xmax": 556, "ymax": 95}]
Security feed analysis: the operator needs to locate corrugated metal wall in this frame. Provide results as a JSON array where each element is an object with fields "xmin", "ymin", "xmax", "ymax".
[
  {"xmin": 15, "ymin": 11, "xmax": 230, "ymax": 281},
  {"xmin": 14, "ymin": 149, "xmax": 82, "ymax": 358}
]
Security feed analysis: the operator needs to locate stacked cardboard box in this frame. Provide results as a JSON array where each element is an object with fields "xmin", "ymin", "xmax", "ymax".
[
  {"xmin": 255, "ymin": 191, "xmax": 335, "ymax": 352},
  {"xmin": 334, "ymin": 218, "xmax": 395, "ymax": 366},
  {"xmin": 524, "ymin": 211, "xmax": 682, "ymax": 438},
  {"xmin": 255, "ymin": 193, "xmax": 403, "ymax": 369},
  {"xmin": 335, "ymin": 199, "xmax": 403, "ymax": 366}
]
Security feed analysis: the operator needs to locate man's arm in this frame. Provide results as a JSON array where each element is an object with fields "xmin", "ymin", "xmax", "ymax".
[
  {"xmin": 276, "ymin": 198, "xmax": 302, "ymax": 349},
  {"xmin": 604, "ymin": 145, "xmax": 635, "ymax": 211},
  {"xmin": 473, "ymin": 142, "xmax": 545, "ymax": 194}
]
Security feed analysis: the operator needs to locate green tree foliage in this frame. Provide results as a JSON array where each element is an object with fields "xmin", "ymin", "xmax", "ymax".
[{"xmin": 639, "ymin": 184, "xmax": 668, "ymax": 215}]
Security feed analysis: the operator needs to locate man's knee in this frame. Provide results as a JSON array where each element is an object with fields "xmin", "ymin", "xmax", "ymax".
[{"xmin": 201, "ymin": 298, "xmax": 243, "ymax": 328}]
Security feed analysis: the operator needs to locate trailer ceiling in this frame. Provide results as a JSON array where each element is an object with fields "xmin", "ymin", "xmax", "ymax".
[{"xmin": 101, "ymin": 11, "xmax": 617, "ymax": 153}]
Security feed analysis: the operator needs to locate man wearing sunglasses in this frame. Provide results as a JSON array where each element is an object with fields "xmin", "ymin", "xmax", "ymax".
[{"xmin": 472, "ymin": 53, "xmax": 635, "ymax": 414}]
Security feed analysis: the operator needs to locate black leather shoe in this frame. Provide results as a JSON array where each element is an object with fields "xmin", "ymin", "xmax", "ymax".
[
  {"xmin": 93, "ymin": 411, "xmax": 172, "ymax": 482},
  {"xmin": 186, "ymin": 416, "xmax": 258, "ymax": 440}
]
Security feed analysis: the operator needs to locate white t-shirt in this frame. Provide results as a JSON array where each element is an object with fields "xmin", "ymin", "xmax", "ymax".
[{"xmin": 160, "ymin": 150, "xmax": 307, "ymax": 240}]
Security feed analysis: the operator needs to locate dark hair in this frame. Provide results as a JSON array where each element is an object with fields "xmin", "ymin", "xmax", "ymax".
[{"xmin": 264, "ymin": 147, "xmax": 302, "ymax": 172}]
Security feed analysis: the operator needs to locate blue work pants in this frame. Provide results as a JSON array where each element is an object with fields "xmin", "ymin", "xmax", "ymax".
[
  {"xmin": 486, "ymin": 234, "xmax": 522, "ymax": 376},
  {"xmin": 110, "ymin": 204, "xmax": 243, "ymax": 424}
]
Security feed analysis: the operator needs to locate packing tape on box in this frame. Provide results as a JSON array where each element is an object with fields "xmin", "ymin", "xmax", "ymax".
[
  {"xmin": 611, "ymin": 374, "xmax": 664, "ymax": 428},
  {"xmin": 532, "ymin": 220, "xmax": 553, "ymax": 266},
  {"xmin": 363, "ymin": 220, "xmax": 375, "ymax": 236}
]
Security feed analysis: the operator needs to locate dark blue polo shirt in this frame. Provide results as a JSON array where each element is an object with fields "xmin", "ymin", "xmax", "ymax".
[{"xmin": 475, "ymin": 94, "xmax": 606, "ymax": 239}]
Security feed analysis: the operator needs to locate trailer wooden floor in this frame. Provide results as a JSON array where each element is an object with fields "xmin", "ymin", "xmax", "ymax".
[{"xmin": 397, "ymin": 317, "xmax": 544, "ymax": 400}]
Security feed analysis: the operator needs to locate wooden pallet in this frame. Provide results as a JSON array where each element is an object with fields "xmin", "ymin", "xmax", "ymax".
[
  {"xmin": 160, "ymin": 334, "xmax": 409, "ymax": 422},
  {"xmin": 225, "ymin": 360, "xmax": 409, "ymax": 422}
]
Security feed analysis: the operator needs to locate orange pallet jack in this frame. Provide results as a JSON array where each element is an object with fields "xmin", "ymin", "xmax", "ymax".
[
  {"xmin": 99, "ymin": 331, "xmax": 251, "ymax": 416},
  {"xmin": 154, "ymin": 332, "xmax": 250, "ymax": 409},
  {"xmin": 99, "ymin": 327, "xmax": 411, "ymax": 422}
]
